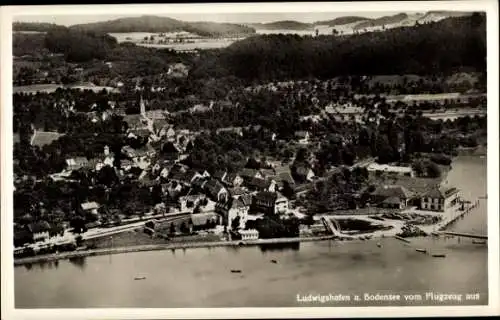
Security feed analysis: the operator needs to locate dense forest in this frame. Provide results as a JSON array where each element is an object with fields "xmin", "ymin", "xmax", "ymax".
[
  {"xmin": 189, "ymin": 13, "xmax": 486, "ymax": 81},
  {"xmin": 13, "ymin": 14, "xmax": 485, "ymax": 81},
  {"xmin": 44, "ymin": 28, "xmax": 119, "ymax": 62},
  {"xmin": 13, "ymin": 22, "xmax": 66, "ymax": 32}
]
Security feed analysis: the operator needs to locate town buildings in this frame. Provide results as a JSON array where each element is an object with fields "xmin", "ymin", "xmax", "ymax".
[
  {"xmin": 370, "ymin": 185, "xmax": 414, "ymax": 209},
  {"xmin": 366, "ymin": 163, "xmax": 414, "ymax": 177},
  {"xmin": 420, "ymin": 186, "xmax": 460, "ymax": 212}
]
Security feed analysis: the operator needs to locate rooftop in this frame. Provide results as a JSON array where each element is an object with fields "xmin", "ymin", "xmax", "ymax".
[
  {"xmin": 81, "ymin": 201, "xmax": 100, "ymax": 211},
  {"xmin": 371, "ymin": 185, "xmax": 413, "ymax": 199},
  {"xmin": 31, "ymin": 131, "xmax": 64, "ymax": 147},
  {"xmin": 367, "ymin": 163, "xmax": 413, "ymax": 174}
]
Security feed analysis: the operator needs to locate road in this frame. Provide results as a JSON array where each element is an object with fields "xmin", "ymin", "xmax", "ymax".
[{"xmin": 15, "ymin": 211, "xmax": 193, "ymax": 252}]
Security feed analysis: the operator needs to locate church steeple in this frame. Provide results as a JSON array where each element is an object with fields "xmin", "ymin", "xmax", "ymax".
[{"xmin": 140, "ymin": 95, "xmax": 146, "ymax": 115}]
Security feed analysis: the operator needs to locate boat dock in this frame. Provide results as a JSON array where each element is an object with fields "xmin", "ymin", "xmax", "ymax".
[{"xmin": 438, "ymin": 199, "xmax": 480, "ymax": 231}]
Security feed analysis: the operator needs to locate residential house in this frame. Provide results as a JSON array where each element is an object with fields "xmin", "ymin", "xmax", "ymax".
[
  {"xmin": 122, "ymin": 145, "xmax": 156, "ymax": 169},
  {"xmin": 370, "ymin": 185, "xmax": 414, "ymax": 209},
  {"xmin": 294, "ymin": 131, "xmax": 310, "ymax": 144},
  {"xmin": 27, "ymin": 221, "xmax": 51, "ymax": 242},
  {"xmin": 65, "ymin": 157, "xmax": 89, "ymax": 171},
  {"xmin": 250, "ymin": 191, "xmax": 279, "ymax": 215},
  {"xmin": 169, "ymin": 168, "xmax": 203, "ymax": 186},
  {"xmin": 162, "ymin": 181, "xmax": 184, "ymax": 199},
  {"xmin": 275, "ymin": 193, "xmax": 289, "ymax": 214},
  {"xmin": 179, "ymin": 189, "xmax": 207, "ymax": 212},
  {"xmin": 81, "ymin": 201, "xmax": 101, "ymax": 216},
  {"xmin": 204, "ymin": 179, "xmax": 229, "ymax": 202},
  {"xmin": 216, "ymin": 197, "xmax": 250, "ymax": 230},
  {"xmin": 223, "ymin": 172, "xmax": 244, "ymax": 187},
  {"xmin": 216, "ymin": 127, "xmax": 244, "ymax": 136},
  {"xmin": 366, "ymin": 163, "xmax": 414, "ymax": 178},
  {"xmin": 127, "ymin": 128, "xmax": 151, "ymax": 140},
  {"xmin": 420, "ymin": 187, "xmax": 460, "ymax": 212},
  {"xmin": 165, "ymin": 127, "xmax": 176, "ymax": 142},
  {"xmin": 120, "ymin": 159, "xmax": 134, "ymax": 171}
]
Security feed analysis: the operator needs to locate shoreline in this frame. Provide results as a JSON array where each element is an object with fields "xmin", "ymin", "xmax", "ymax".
[
  {"xmin": 14, "ymin": 200, "xmax": 482, "ymax": 266},
  {"xmin": 14, "ymin": 235, "xmax": 336, "ymax": 266}
]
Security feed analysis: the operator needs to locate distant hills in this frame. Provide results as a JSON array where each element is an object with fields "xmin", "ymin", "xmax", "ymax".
[
  {"xmin": 189, "ymin": 13, "xmax": 486, "ymax": 81},
  {"xmin": 353, "ymin": 13, "xmax": 409, "ymax": 30},
  {"xmin": 250, "ymin": 11, "xmax": 476, "ymax": 33},
  {"xmin": 314, "ymin": 16, "xmax": 370, "ymax": 27},
  {"xmin": 249, "ymin": 20, "xmax": 314, "ymax": 30},
  {"xmin": 68, "ymin": 15, "xmax": 255, "ymax": 37},
  {"xmin": 13, "ymin": 11, "xmax": 478, "ymax": 38}
]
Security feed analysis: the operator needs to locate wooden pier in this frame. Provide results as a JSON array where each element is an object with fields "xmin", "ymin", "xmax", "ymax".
[{"xmin": 438, "ymin": 199, "xmax": 480, "ymax": 231}]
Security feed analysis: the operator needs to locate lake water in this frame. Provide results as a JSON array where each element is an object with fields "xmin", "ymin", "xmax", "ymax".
[{"xmin": 14, "ymin": 156, "xmax": 488, "ymax": 308}]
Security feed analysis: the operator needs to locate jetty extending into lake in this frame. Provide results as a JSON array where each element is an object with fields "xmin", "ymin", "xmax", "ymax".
[{"xmin": 438, "ymin": 199, "xmax": 481, "ymax": 231}]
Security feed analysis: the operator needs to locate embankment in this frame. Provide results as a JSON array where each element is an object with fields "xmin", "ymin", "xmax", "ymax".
[{"xmin": 14, "ymin": 235, "xmax": 335, "ymax": 266}]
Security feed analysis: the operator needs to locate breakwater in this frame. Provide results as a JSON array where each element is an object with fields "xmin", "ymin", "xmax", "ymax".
[{"xmin": 14, "ymin": 235, "xmax": 335, "ymax": 266}]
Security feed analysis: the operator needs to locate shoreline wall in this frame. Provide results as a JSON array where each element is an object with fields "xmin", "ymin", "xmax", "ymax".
[{"xmin": 14, "ymin": 235, "xmax": 335, "ymax": 266}]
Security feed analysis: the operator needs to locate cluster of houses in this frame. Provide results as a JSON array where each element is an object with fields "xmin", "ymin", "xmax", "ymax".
[
  {"xmin": 368, "ymin": 177, "xmax": 461, "ymax": 212},
  {"xmin": 355, "ymin": 161, "xmax": 461, "ymax": 212},
  {"xmin": 57, "ymin": 136, "xmax": 307, "ymax": 234}
]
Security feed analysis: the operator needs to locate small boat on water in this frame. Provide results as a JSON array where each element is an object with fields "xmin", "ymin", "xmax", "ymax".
[
  {"xmin": 134, "ymin": 276, "xmax": 146, "ymax": 280},
  {"xmin": 432, "ymin": 254, "xmax": 446, "ymax": 258},
  {"xmin": 231, "ymin": 270, "xmax": 242, "ymax": 273},
  {"xmin": 376, "ymin": 242, "xmax": 382, "ymax": 248},
  {"xmin": 270, "ymin": 260, "xmax": 278, "ymax": 264},
  {"xmin": 416, "ymin": 248, "xmax": 427, "ymax": 253}
]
